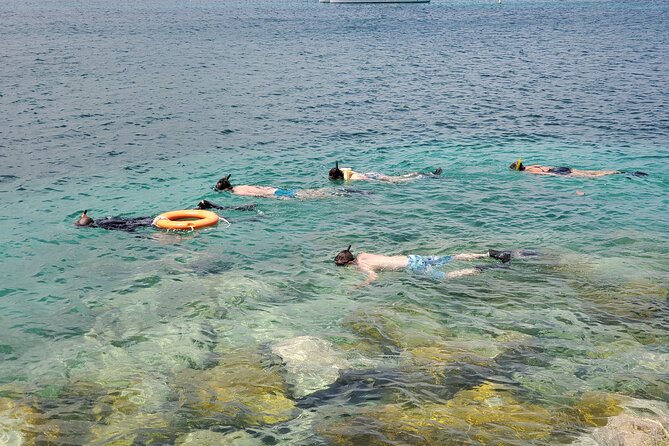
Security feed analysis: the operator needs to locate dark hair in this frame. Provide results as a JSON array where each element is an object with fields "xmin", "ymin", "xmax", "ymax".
[
  {"xmin": 329, "ymin": 161, "xmax": 344, "ymax": 180},
  {"xmin": 509, "ymin": 161, "xmax": 525, "ymax": 171},
  {"xmin": 334, "ymin": 245, "xmax": 354, "ymax": 266},
  {"xmin": 215, "ymin": 174, "xmax": 233, "ymax": 191}
]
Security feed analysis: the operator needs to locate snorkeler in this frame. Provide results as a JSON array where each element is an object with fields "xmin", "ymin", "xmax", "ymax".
[
  {"xmin": 74, "ymin": 202, "xmax": 258, "ymax": 232},
  {"xmin": 328, "ymin": 161, "xmax": 443, "ymax": 183},
  {"xmin": 74, "ymin": 210, "xmax": 153, "ymax": 232},
  {"xmin": 333, "ymin": 246, "xmax": 513, "ymax": 287},
  {"xmin": 509, "ymin": 159, "xmax": 647, "ymax": 178},
  {"xmin": 214, "ymin": 174, "xmax": 367, "ymax": 199}
]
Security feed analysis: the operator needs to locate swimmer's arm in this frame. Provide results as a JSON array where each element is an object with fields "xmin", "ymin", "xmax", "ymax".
[
  {"xmin": 377, "ymin": 173, "xmax": 421, "ymax": 183},
  {"xmin": 570, "ymin": 169, "xmax": 619, "ymax": 177},
  {"xmin": 355, "ymin": 264, "xmax": 378, "ymax": 288},
  {"xmin": 349, "ymin": 172, "xmax": 369, "ymax": 181}
]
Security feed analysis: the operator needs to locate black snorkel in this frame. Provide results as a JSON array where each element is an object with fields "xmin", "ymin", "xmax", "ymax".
[
  {"xmin": 329, "ymin": 161, "xmax": 344, "ymax": 181},
  {"xmin": 75, "ymin": 209, "xmax": 95, "ymax": 227},
  {"xmin": 215, "ymin": 174, "xmax": 233, "ymax": 191},
  {"xmin": 334, "ymin": 245, "xmax": 354, "ymax": 266}
]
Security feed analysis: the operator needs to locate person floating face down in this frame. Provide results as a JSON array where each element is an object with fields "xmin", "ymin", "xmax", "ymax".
[
  {"xmin": 328, "ymin": 161, "xmax": 443, "ymax": 183},
  {"xmin": 73, "ymin": 202, "xmax": 257, "ymax": 232},
  {"xmin": 214, "ymin": 174, "xmax": 370, "ymax": 199},
  {"xmin": 509, "ymin": 159, "xmax": 647, "ymax": 178},
  {"xmin": 333, "ymin": 245, "xmax": 514, "ymax": 288},
  {"xmin": 214, "ymin": 174, "xmax": 302, "ymax": 199}
]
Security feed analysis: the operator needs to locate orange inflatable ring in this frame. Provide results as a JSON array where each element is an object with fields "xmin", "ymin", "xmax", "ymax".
[{"xmin": 152, "ymin": 209, "xmax": 219, "ymax": 231}]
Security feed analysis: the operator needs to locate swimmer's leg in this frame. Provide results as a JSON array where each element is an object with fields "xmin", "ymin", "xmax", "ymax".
[
  {"xmin": 452, "ymin": 252, "xmax": 490, "ymax": 261},
  {"xmin": 474, "ymin": 263, "xmax": 510, "ymax": 273},
  {"xmin": 226, "ymin": 204, "xmax": 257, "ymax": 211},
  {"xmin": 341, "ymin": 188, "xmax": 374, "ymax": 196},
  {"xmin": 196, "ymin": 200, "xmax": 257, "ymax": 211},
  {"xmin": 444, "ymin": 267, "xmax": 482, "ymax": 279}
]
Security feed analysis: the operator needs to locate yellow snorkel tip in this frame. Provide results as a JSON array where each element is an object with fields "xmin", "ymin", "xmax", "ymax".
[{"xmin": 516, "ymin": 159, "xmax": 522, "ymax": 171}]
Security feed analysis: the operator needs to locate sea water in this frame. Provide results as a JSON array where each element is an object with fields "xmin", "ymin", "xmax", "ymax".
[{"xmin": 1, "ymin": 0, "xmax": 667, "ymax": 444}]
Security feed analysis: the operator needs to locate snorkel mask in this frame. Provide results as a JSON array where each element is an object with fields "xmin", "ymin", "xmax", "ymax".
[
  {"xmin": 334, "ymin": 245, "xmax": 354, "ymax": 266},
  {"xmin": 215, "ymin": 174, "xmax": 233, "ymax": 191},
  {"xmin": 329, "ymin": 161, "xmax": 344, "ymax": 180},
  {"xmin": 510, "ymin": 159, "xmax": 525, "ymax": 171}
]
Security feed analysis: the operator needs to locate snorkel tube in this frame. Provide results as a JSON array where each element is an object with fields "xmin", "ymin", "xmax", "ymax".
[{"xmin": 516, "ymin": 159, "xmax": 522, "ymax": 171}]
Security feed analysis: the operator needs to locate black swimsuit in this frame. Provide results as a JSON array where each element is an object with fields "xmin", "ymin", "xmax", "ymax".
[
  {"xmin": 546, "ymin": 166, "xmax": 572, "ymax": 175},
  {"xmin": 93, "ymin": 217, "xmax": 154, "ymax": 232}
]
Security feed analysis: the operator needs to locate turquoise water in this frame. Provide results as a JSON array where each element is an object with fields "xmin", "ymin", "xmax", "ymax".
[{"xmin": 1, "ymin": 0, "xmax": 668, "ymax": 444}]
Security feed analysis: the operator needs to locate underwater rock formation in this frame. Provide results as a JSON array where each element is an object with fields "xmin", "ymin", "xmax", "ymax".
[
  {"xmin": 175, "ymin": 349, "xmax": 298, "ymax": 428},
  {"xmin": 315, "ymin": 381, "xmax": 555, "ymax": 445},
  {"xmin": 570, "ymin": 395, "xmax": 669, "ymax": 446},
  {"xmin": 272, "ymin": 336, "xmax": 350, "ymax": 398},
  {"xmin": 177, "ymin": 429, "xmax": 263, "ymax": 445}
]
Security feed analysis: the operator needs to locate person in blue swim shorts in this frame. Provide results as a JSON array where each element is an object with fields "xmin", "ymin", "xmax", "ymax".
[
  {"xmin": 333, "ymin": 246, "xmax": 513, "ymax": 287},
  {"xmin": 214, "ymin": 174, "xmax": 368, "ymax": 199}
]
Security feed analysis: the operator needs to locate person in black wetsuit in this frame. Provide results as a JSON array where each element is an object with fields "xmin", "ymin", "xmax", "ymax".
[
  {"xmin": 74, "ymin": 201, "xmax": 257, "ymax": 232},
  {"xmin": 509, "ymin": 160, "xmax": 647, "ymax": 178}
]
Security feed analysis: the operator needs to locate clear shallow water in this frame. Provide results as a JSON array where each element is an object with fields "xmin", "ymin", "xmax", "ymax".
[{"xmin": 1, "ymin": 0, "xmax": 668, "ymax": 444}]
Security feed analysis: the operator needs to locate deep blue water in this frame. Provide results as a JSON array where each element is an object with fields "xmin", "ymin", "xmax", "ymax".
[{"xmin": 0, "ymin": 0, "xmax": 668, "ymax": 444}]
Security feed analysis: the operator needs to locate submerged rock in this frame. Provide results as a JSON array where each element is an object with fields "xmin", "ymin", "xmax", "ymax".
[
  {"xmin": 93, "ymin": 376, "xmax": 174, "ymax": 417},
  {"xmin": 175, "ymin": 349, "xmax": 297, "ymax": 428},
  {"xmin": 570, "ymin": 396, "xmax": 669, "ymax": 446},
  {"xmin": 0, "ymin": 397, "xmax": 59, "ymax": 445},
  {"xmin": 572, "ymin": 392, "xmax": 626, "ymax": 427},
  {"xmin": 342, "ymin": 304, "xmax": 452, "ymax": 352},
  {"xmin": 573, "ymin": 279, "xmax": 668, "ymax": 323},
  {"xmin": 316, "ymin": 382, "xmax": 555, "ymax": 445},
  {"xmin": 177, "ymin": 429, "xmax": 263, "ymax": 445},
  {"xmin": 272, "ymin": 336, "xmax": 350, "ymax": 398},
  {"xmin": 87, "ymin": 412, "xmax": 173, "ymax": 446}
]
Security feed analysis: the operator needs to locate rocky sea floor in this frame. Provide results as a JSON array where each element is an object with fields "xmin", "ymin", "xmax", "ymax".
[{"xmin": 1, "ymin": 252, "xmax": 667, "ymax": 445}]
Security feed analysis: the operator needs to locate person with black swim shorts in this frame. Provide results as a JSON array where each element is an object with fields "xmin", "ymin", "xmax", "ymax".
[{"xmin": 509, "ymin": 159, "xmax": 647, "ymax": 178}]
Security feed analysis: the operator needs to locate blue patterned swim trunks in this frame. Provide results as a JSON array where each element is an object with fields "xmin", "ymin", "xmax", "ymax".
[
  {"xmin": 407, "ymin": 254, "xmax": 453, "ymax": 279},
  {"xmin": 274, "ymin": 188, "xmax": 297, "ymax": 199}
]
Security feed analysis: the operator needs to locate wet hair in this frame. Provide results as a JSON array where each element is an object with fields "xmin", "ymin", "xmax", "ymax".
[
  {"xmin": 509, "ymin": 160, "xmax": 525, "ymax": 171},
  {"xmin": 334, "ymin": 245, "xmax": 355, "ymax": 266},
  {"xmin": 75, "ymin": 210, "xmax": 94, "ymax": 227},
  {"xmin": 215, "ymin": 174, "xmax": 233, "ymax": 191},
  {"xmin": 329, "ymin": 161, "xmax": 344, "ymax": 180}
]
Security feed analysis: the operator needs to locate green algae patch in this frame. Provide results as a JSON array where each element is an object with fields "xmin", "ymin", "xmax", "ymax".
[
  {"xmin": 317, "ymin": 382, "xmax": 555, "ymax": 445},
  {"xmin": 177, "ymin": 429, "xmax": 263, "ymax": 445},
  {"xmin": 0, "ymin": 396, "xmax": 60, "ymax": 445},
  {"xmin": 573, "ymin": 279, "xmax": 668, "ymax": 322},
  {"xmin": 407, "ymin": 342, "xmax": 498, "ymax": 368},
  {"xmin": 87, "ymin": 412, "xmax": 172, "ymax": 446},
  {"xmin": 175, "ymin": 350, "xmax": 297, "ymax": 427},
  {"xmin": 342, "ymin": 304, "xmax": 452, "ymax": 351},
  {"xmin": 571, "ymin": 392, "xmax": 626, "ymax": 427}
]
